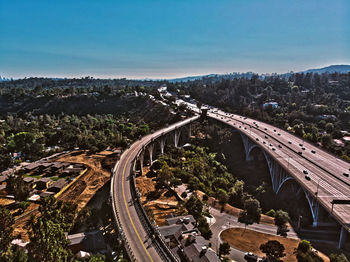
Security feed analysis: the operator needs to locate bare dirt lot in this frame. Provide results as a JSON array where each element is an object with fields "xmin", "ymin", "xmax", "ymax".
[
  {"xmin": 136, "ymin": 167, "xmax": 184, "ymax": 225},
  {"xmin": 221, "ymin": 228, "xmax": 329, "ymax": 262},
  {"xmin": 11, "ymin": 150, "xmax": 119, "ymax": 240},
  {"xmin": 56, "ymin": 150, "xmax": 118, "ymax": 210}
]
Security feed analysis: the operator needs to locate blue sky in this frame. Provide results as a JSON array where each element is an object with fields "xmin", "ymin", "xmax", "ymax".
[{"xmin": 0, "ymin": 0, "xmax": 349, "ymax": 79}]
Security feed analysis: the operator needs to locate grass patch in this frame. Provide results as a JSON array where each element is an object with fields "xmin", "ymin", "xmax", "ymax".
[{"xmin": 221, "ymin": 228, "xmax": 329, "ymax": 262}]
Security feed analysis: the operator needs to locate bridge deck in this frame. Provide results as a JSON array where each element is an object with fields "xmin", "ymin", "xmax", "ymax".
[
  {"xmin": 111, "ymin": 116, "xmax": 199, "ymax": 262},
  {"xmin": 207, "ymin": 109, "xmax": 350, "ymax": 231}
]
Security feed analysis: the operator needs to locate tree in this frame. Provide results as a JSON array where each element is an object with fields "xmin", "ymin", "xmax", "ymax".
[
  {"xmin": 185, "ymin": 195, "xmax": 203, "ymax": 222},
  {"xmin": 27, "ymin": 197, "xmax": 77, "ymax": 262},
  {"xmin": 321, "ymin": 134, "xmax": 332, "ymax": 148},
  {"xmin": 260, "ymin": 240, "xmax": 285, "ymax": 262},
  {"xmin": 219, "ymin": 242, "xmax": 231, "ymax": 258},
  {"xmin": 157, "ymin": 162, "xmax": 173, "ymax": 187},
  {"xmin": 6, "ymin": 175, "xmax": 31, "ymax": 201},
  {"xmin": 3, "ymin": 245, "xmax": 29, "ymax": 262},
  {"xmin": 0, "ymin": 207, "xmax": 14, "ymax": 254},
  {"xmin": 274, "ymin": 210, "xmax": 290, "ymax": 236},
  {"xmin": 329, "ymin": 253, "xmax": 349, "ymax": 262},
  {"xmin": 238, "ymin": 197, "xmax": 261, "ymax": 228},
  {"xmin": 325, "ymin": 123, "xmax": 334, "ymax": 134},
  {"xmin": 266, "ymin": 209, "xmax": 276, "ymax": 217},
  {"xmin": 295, "ymin": 240, "xmax": 323, "ymax": 262},
  {"xmin": 197, "ymin": 217, "xmax": 212, "ymax": 240},
  {"xmin": 216, "ymin": 188, "xmax": 229, "ymax": 204}
]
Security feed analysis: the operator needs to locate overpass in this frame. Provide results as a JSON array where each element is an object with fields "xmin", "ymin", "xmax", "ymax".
[
  {"xmin": 110, "ymin": 115, "xmax": 199, "ymax": 262},
  {"xmin": 111, "ymin": 105, "xmax": 350, "ymax": 261},
  {"xmin": 201, "ymin": 106, "xmax": 350, "ymax": 249}
]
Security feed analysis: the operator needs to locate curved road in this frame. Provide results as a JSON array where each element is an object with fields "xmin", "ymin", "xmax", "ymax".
[
  {"xmin": 185, "ymin": 103, "xmax": 350, "ymax": 232},
  {"xmin": 111, "ymin": 100, "xmax": 350, "ymax": 261},
  {"xmin": 111, "ymin": 116, "xmax": 199, "ymax": 262}
]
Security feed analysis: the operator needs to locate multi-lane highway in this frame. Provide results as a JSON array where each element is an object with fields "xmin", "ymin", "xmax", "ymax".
[
  {"xmin": 202, "ymin": 107, "xmax": 350, "ymax": 233},
  {"xmin": 111, "ymin": 100, "xmax": 350, "ymax": 261},
  {"xmin": 111, "ymin": 116, "xmax": 199, "ymax": 262}
]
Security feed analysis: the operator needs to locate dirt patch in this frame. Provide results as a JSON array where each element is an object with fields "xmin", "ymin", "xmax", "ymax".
[
  {"xmin": 56, "ymin": 150, "xmax": 118, "ymax": 210},
  {"xmin": 221, "ymin": 228, "xmax": 329, "ymax": 262},
  {"xmin": 13, "ymin": 203, "xmax": 40, "ymax": 241},
  {"xmin": 136, "ymin": 167, "xmax": 184, "ymax": 225},
  {"xmin": 0, "ymin": 197, "xmax": 15, "ymax": 206}
]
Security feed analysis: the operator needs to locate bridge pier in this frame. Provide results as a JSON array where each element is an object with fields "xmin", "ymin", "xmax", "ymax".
[
  {"xmin": 338, "ymin": 226, "xmax": 348, "ymax": 249},
  {"xmin": 159, "ymin": 137, "xmax": 166, "ymax": 155},
  {"xmin": 303, "ymin": 190, "xmax": 320, "ymax": 227},
  {"xmin": 174, "ymin": 129, "xmax": 182, "ymax": 148},
  {"xmin": 138, "ymin": 151, "xmax": 145, "ymax": 175},
  {"xmin": 147, "ymin": 143, "xmax": 154, "ymax": 165}
]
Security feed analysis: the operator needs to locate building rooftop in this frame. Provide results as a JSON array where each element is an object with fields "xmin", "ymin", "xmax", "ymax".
[
  {"xmin": 166, "ymin": 215, "xmax": 195, "ymax": 225},
  {"xmin": 183, "ymin": 244, "xmax": 220, "ymax": 262},
  {"xmin": 68, "ymin": 230, "xmax": 106, "ymax": 252}
]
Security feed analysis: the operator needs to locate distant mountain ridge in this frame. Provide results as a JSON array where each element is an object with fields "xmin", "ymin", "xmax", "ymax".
[
  {"xmin": 167, "ymin": 64, "xmax": 350, "ymax": 82},
  {"xmin": 301, "ymin": 65, "xmax": 350, "ymax": 74}
]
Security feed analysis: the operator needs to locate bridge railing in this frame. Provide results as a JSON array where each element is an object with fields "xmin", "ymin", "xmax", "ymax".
[
  {"xmin": 111, "ymin": 116, "xmax": 199, "ymax": 262},
  {"xmin": 110, "ymin": 160, "xmax": 136, "ymax": 261},
  {"xmin": 129, "ymin": 157, "xmax": 180, "ymax": 262}
]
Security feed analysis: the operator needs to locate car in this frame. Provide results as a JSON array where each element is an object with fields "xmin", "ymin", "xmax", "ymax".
[
  {"xmin": 264, "ymin": 128, "xmax": 267, "ymax": 131},
  {"xmin": 299, "ymin": 143, "xmax": 303, "ymax": 146},
  {"xmin": 303, "ymin": 170, "xmax": 308, "ymax": 174},
  {"xmin": 244, "ymin": 252, "xmax": 258, "ymax": 262},
  {"xmin": 343, "ymin": 173, "xmax": 349, "ymax": 177},
  {"xmin": 278, "ymin": 133, "xmax": 281, "ymax": 136},
  {"xmin": 288, "ymin": 141, "xmax": 292, "ymax": 144},
  {"xmin": 265, "ymin": 135, "xmax": 268, "ymax": 139},
  {"xmin": 305, "ymin": 175, "xmax": 311, "ymax": 181},
  {"xmin": 274, "ymin": 129, "xmax": 276, "ymax": 132},
  {"xmin": 278, "ymin": 145, "xmax": 282, "ymax": 148},
  {"xmin": 272, "ymin": 148, "xmax": 276, "ymax": 151},
  {"xmin": 239, "ymin": 126, "xmax": 241, "ymax": 128},
  {"xmin": 269, "ymin": 143, "xmax": 273, "ymax": 146},
  {"xmin": 263, "ymin": 141, "xmax": 266, "ymax": 144},
  {"xmin": 244, "ymin": 127, "xmax": 247, "ymax": 130},
  {"xmin": 311, "ymin": 150, "xmax": 316, "ymax": 154},
  {"xmin": 298, "ymin": 151, "xmax": 303, "ymax": 155},
  {"xmin": 302, "ymin": 147, "xmax": 305, "ymax": 150},
  {"xmin": 256, "ymin": 138, "xmax": 259, "ymax": 141}
]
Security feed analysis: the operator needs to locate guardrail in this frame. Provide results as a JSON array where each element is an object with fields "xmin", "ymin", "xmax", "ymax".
[
  {"xmin": 110, "ymin": 160, "xmax": 136, "ymax": 261},
  {"xmin": 110, "ymin": 116, "xmax": 199, "ymax": 262},
  {"xmin": 129, "ymin": 158, "xmax": 180, "ymax": 262}
]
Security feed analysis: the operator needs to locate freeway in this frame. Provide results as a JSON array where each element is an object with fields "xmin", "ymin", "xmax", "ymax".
[
  {"xmin": 111, "ymin": 115, "xmax": 199, "ymax": 262},
  {"xmin": 200, "ymin": 106, "xmax": 350, "ymax": 232}
]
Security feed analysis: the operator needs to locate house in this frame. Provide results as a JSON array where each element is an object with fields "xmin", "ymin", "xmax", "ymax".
[
  {"xmin": 23, "ymin": 177, "xmax": 38, "ymax": 188},
  {"xmin": 61, "ymin": 164, "xmax": 85, "ymax": 176},
  {"xmin": 39, "ymin": 191, "xmax": 55, "ymax": 198},
  {"xmin": 11, "ymin": 239, "xmax": 29, "ymax": 250},
  {"xmin": 35, "ymin": 177, "xmax": 53, "ymax": 190},
  {"xmin": 158, "ymin": 215, "xmax": 220, "ymax": 262},
  {"xmin": 67, "ymin": 230, "xmax": 107, "ymax": 254},
  {"xmin": 0, "ymin": 184, "xmax": 6, "ymax": 195},
  {"xmin": 0, "ymin": 175, "xmax": 7, "ymax": 184},
  {"xmin": 263, "ymin": 102, "xmax": 278, "ymax": 109},
  {"xmin": 47, "ymin": 179, "xmax": 68, "ymax": 193},
  {"xmin": 183, "ymin": 243, "xmax": 219, "ymax": 262}
]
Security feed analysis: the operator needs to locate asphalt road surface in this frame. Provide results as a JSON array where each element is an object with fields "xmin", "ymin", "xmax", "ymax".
[
  {"xmin": 185, "ymin": 103, "xmax": 350, "ymax": 232},
  {"xmin": 111, "ymin": 116, "xmax": 199, "ymax": 262}
]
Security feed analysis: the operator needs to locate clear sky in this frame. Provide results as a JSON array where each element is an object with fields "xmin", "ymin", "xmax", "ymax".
[{"xmin": 0, "ymin": 0, "xmax": 349, "ymax": 79}]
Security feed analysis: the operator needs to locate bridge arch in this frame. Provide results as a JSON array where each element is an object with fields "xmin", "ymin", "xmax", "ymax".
[{"xmin": 236, "ymin": 131, "xmax": 320, "ymax": 225}]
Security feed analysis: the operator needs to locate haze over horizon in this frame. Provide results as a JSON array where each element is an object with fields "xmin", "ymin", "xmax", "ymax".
[{"xmin": 1, "ymin": 0, "xmax": 349, "ymax": 79}]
